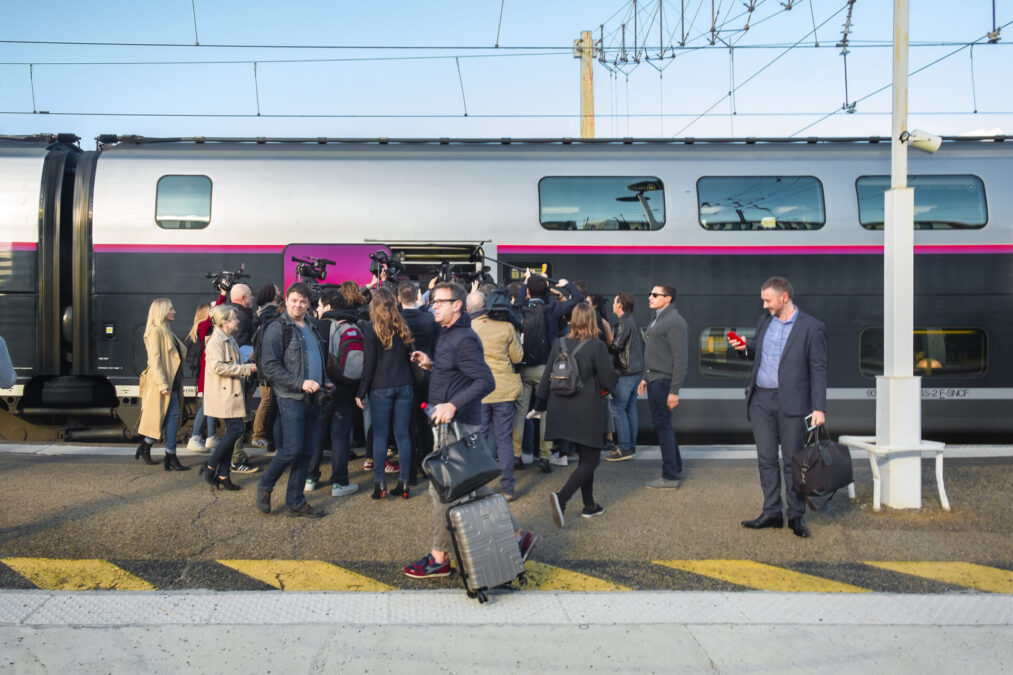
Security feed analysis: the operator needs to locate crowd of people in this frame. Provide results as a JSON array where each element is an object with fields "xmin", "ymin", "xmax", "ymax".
[{"xmin": 135, "ymin": 267, "xmax": 827, "ymax": 577}]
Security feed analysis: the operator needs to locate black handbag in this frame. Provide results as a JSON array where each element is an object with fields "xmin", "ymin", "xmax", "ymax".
[
  {"xmin": 791, "ymin": 425, "xmax": 854, "ymax": 496},
  {"xmin": 422, "ymin": 422, "xmax": 502, "ymax": 503}
]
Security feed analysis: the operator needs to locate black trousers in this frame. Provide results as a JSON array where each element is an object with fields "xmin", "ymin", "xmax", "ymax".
[
  {"xmin": 749, "ymin": 387, "xmax": 807, "ymax": 519},
  {"xmin": 557, "ymin": 443, "xmax": 601, "ymax": 510}
]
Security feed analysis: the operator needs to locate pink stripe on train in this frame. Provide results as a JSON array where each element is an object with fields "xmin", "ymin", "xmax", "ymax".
[
  {"xmin": 94, "ymin": 244, "xmax": 286, "ymax": 254},
  {"xmin": 497, "ymin": 244, "xmax": 1013, "ymax": 256}
]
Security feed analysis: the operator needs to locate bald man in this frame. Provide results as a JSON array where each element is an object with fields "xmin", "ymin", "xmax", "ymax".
[{"xmin": 229, "ymin": 283, "xmax": 255, "ymax": 347}]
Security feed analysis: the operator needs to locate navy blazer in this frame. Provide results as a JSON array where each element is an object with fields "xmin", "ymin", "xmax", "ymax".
[{"xmin": 743, "ymin": 309, "xmax": 827, "ymax": 420}]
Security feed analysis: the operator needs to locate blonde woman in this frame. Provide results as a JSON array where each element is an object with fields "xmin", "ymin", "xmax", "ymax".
[
  {"xmin": 355, "ymin": 287, "xmax": 415, "ymax": 499},
  {"xmin": 200, "ymin": 304, "xmax": 257, "ymax": 491},
  {"xmin": 137, "ymin": 297, "xmax": 189, "ymax": 470}
]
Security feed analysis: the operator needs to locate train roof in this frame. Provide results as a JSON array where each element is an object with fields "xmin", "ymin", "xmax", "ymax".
[{"xmin": 96, "ymin": 134, "xmax": 1009, "ymax": 149}]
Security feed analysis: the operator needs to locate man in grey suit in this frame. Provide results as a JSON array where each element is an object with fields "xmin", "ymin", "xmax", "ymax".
[
  {"xmin": 639, "ymin": 283, "xmax": 688, "ymax": 489},
  {"xmin": 730, "ymin": 276, "xmax": 826, "ymax": 538}
]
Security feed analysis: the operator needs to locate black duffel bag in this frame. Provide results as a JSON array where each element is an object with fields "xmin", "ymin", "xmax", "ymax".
[
  {"xmin": 791, "ymin": 425, "xmax": 854, "ymax": 496},
  {"xmin": 422, "ymin": 422, "xmax": 502, "ymax": 503}
]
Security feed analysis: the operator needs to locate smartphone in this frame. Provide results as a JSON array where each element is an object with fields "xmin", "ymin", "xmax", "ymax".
[
  {"xmin": 804, "ymin": 413, "xmax": 816, "ymax": 431},
  {"xmin": 726, "ymin": 330, "xmax": 744, "ymax": 344}
]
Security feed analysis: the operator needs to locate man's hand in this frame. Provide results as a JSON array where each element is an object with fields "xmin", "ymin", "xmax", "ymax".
[
  {"xmin": 667, "ymin": 394, "xmax": 679, "ymax": 410},
  {"xmin": 410, "ymin": 350, "xmax": 433, "ymax": 371},
  {"xmin": 810, "ymin": 410, "xmax": 826, "ymax": 427},
  {"xmin": 728, "ymin": 336, "xmax": 746, "ymax": 351},
  {"xmin": 637, "ymin": 380, "xmax": 647, "ymax": 396},
  {"xmin": 302, "ymin": 379, "xmax": 321, "ymax": 394},
  {"xmin": 355, "ymin": 397, "xmax": 364, "ymax": 410},
  {"xmin": 431, "ymin": 402, "xmax": 457, "ymax": 425}
]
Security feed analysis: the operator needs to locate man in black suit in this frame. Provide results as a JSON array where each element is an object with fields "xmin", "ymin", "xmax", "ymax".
[{"xmin": 729, "ymin": 276, "xmax": 827, "ymax": 538}]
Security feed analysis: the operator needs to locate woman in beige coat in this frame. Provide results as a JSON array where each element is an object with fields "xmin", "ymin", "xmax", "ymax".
[
  {"xmin": 200, "ymin": 305, "xmax": 257, "ymax": 491},
  {"xmin": 137, "ymin": 297, "xmax": 189, "ymax": 471}
]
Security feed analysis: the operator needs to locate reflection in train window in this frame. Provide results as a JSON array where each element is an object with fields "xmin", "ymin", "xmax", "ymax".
[
  {"xmin": 859, "ymin": 328, "xmax": 987, "ymax": 377},
  {"xmin": 539, "ymin": 177, "xmax": 665, "ymax": 231},
  {"xmin": 697, "ymin": 176, "xmax": 825, "ymax": 231},
  {"xmin": 156, "ymin": 175, "xmax": 212, "ymax": 230},
  {"xmin": 699, "ymin": 327, "xmax": 756, "ymax": 379},
  {"xmin": 856, "ymin": 175, "xmax": 987, "ymax": 230}
]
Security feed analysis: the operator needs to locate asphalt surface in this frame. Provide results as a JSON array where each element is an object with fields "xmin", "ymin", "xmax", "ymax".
[{"xmin": 1, "ymin": 445, "xmax": 1010, "ymax": 592}]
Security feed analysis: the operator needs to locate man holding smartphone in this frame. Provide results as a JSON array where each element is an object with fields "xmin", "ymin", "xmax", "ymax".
[{"xmin": 729, "ymin": 276, "xmax": 827, "ymax": 538}]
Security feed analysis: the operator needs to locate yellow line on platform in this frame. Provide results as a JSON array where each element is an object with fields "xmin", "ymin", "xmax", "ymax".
[
  {"xmin": 516, "ymin": 561, "xmax": 630, "ymax": 591},
  {"xmin": 864, "ymin": 561, "xmax": 1013, "ymax": 594},
  {"xmin": 217, "ymin": 559, "xmax": 395, "ymax": 591},
  {"xmin": 653, "ymin": 559, "xmax": 869, "ymax": 593},
  {"xmin": 0, "ymin": 557, "xmax": 154, "ymax": 591}
]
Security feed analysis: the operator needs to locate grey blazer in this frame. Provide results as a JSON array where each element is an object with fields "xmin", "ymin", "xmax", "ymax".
[{"xmin": 743, "ymin": 309, "xmax": 828, "ymax": 420}]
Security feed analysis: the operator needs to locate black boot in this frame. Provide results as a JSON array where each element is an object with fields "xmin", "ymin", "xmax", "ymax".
[
  {"xmin": 215, "ymin": 475, "xmax": 242, "ymax": 491},
  {"xmin": 135, "ymin": 440, "xmax": 156, "ymax": 465},
  {"xmin": 198, "ymin": 464, "xmax": 216, "ymax": 486},
  {"xmin": 164, "ymin": 453, "xmax": 190, "ymax": 471},
  {"xmin": 391, "ymin": 481, "xmax": 409, "ymax": 499}
]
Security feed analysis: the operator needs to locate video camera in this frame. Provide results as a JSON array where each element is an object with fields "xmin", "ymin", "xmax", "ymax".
[
  {"xmin": 435, "ymin": 260, "xmax": 494, "ymax": 286},
  {"xmin": 291, "ymin": 256, "xmax": 335, "ymax": 282},
  {"xmin": 369, "ymin": 250, "xmax": 404, "ymax": 279},
  {"xmin": 206, "ymin": 264, "xmax": 250, "ymax": 293}
]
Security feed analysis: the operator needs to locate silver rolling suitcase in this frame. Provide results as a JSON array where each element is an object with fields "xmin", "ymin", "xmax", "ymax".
[{"xmin": 446, "ymin": 493, "xmax": 526, "ymax": 603}]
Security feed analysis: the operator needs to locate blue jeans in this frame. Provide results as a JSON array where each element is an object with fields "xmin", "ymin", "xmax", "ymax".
[
  {"xmin": 482, "ymin": 401, "xmax": 516, "ymax": 496},
  {"xmin": 192, "ymin": 400, "xmax": 217, "ymax": 440},
  {"xmin": 329, "ymin": 401, "xmax": 356, "ymax": 486},
  {"xmin": 259, "ymin": 396, "xmax": 321, "ymax": 509},
  {"xmin": 369, "ymin": 384, "xmax": 413, "ymax": 483},
  {"xmin": 647, "ymin": 378, "xmax": 682, "ymax": 479},
  {"xmin": 147, "ymin": 391, "xmax": 180, "ymax": 453},
  {"xmin": 612, "ymin": 374, "xmax": 641, "ymax": 451},
  {"xmin": 208, "ymin": 417, "xmax": 244, "ymax": 478}
]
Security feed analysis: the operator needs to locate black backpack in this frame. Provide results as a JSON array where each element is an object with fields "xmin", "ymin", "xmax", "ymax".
[
  {"xmin": 549, "ymin": 339, "xmax": 589, "ymax": 396},
  {"xmin": 485, "ymin": 288, "xmax": 523, "ymax": 331},
  {"xmin": 183, "ymin": 334, "xmax": 204, "ymax": 375},
  {"xmin": 519, "ymin": 303, "xmax": 550, "ymax": 365}
]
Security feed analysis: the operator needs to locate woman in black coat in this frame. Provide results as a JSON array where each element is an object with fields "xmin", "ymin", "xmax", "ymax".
[{"xmin": 535, "ymin": 303, "xmax": 619, "ymax": 527}]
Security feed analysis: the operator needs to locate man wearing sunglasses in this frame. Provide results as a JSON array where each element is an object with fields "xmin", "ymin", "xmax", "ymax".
[{"xmin": 639, "ymin": 284, "xmax": 688, "ymax": 489}]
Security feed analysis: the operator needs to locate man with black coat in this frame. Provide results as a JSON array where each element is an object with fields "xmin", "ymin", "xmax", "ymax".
[
  {"xmin": 402, "ymin": 282, "xmax": 536, "ymax": 579},
  {"xmin": 399, "ymin": 281, "xmax": 437, "ymax": 484}
]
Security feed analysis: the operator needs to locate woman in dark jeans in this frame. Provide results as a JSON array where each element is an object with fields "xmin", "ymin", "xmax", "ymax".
[
  {"xmin": 535, "ymin": 303, "xmax": 619, "ymax": 526},
  {"xmin": 356, "ymin": 288, "xmax": 416, "ymax": 500}
]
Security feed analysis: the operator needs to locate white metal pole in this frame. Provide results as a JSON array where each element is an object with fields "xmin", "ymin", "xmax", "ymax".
[{"xmin": 876, "ymin": 0, "xmax": 922, "ymax": 508}]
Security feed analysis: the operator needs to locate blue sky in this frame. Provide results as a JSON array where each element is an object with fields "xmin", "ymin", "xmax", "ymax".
[{"xmin": 1, "ymin": 1, "xmax": 1009, "ymax": 146}]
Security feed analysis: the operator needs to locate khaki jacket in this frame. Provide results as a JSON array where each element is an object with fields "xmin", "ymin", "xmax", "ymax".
[
  {"xmin": 471, "ymin": 313, "xmax": 523, "ymax": 404},
  {"xmin": 137, "ymin": 326, "xmax": 184, "ymax": 439},
  {"xmin": 203, "ymin": 330, "xmax": 256, "ymax": 419}
]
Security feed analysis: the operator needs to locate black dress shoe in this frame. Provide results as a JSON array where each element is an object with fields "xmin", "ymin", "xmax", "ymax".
[
  {"xmin": 741, "ymin": 514, "xmax": 784, "ymax": 529},
  {"xmin": 788, "ymin": 517, "xmax": 810, "ymax": 538}
]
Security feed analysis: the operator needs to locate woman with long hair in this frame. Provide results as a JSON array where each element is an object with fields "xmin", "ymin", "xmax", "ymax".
[
  {"xmin": 185, "ymin": 302, "xmax": 215, "ymax": 451},
  {"xmin": 199, "ymin": 304, "xmax": 257, "ymax": 491},
  {"xmin": 355, "ymin": 287, "xmax": 415, "ymax": 499},
  {"xmin": 535, "ymin": 303, "xmax": 618, "ymax": 526},
  {"xmin": 136, "ymin": 297, "xmax": 190, "ymax": 470}
]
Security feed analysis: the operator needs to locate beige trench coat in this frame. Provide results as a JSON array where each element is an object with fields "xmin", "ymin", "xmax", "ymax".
[
  {"xmin": 202, "ymin": 330, "xmax": 255, "ymax": 419},
  {"xmin": 137, "ymin": 327, "xmax": 185, "ymax": 440},
  {"xmin": 471, "ymin": 314, "xmax": 523, "ymax": 404}
]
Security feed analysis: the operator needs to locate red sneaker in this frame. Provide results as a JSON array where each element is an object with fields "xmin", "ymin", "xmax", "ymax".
[{"xmin": 403, "ymin": 553, "xmax": 452, "ymax": 579}]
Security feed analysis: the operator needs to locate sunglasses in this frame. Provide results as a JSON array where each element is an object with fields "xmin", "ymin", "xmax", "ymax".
[{"xmin": 649, "ymin": 292, "xmax": 670, "ymax": 298}]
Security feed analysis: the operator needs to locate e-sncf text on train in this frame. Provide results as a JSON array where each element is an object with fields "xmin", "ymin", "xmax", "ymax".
[{"xmin": 1, "ymin": 133, "xmax": 1010, "ymax": 443}]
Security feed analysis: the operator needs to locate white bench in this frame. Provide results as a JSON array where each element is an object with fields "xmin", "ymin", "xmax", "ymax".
[{"xmin": 838, "ymin": 435, "xmax": 950, "ymax": 512}]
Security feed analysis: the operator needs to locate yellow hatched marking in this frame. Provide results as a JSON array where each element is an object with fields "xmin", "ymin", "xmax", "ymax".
[
  {"xmin": 653, "ymin": 559, "xmax": 869, "ymax": 593},
  {"xmin": 515, "ymin": 561, "xmax": 630, "ymax": 591},
  {"xmin": 217, "ymin": 559, "xmax": 394, "ymax": 591},
  {"xmin": 865, "ymin": 562, "xmax": 1013, "ymax": 594},
  {"xmin": 1, "ymin": 557, "xmax": 154, "ymax": 591}
]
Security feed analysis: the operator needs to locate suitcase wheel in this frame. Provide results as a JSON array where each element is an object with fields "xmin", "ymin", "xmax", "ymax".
[
  {"xmin": 518, "ymin": 573, "xmax": 527, "ymax": 585},
  {"xmin": 476, "ymin": 590, "xmax": 488, "ymax": 604}
]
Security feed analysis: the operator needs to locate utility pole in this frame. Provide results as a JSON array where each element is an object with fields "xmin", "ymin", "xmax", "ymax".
[{"xmin": 574, "ymin": 31, "xmax": 595, "ymax": 138}]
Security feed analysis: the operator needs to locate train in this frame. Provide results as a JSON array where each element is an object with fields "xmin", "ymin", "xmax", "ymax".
[{"xmin": 1, "ymin": 133, "xmax": 1010, "ymax": 443}]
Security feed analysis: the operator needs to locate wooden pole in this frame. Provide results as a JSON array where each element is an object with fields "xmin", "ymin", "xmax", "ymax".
[{"xmin": 574, "ymin": 31, "xmax": 595, "ymax": 138}]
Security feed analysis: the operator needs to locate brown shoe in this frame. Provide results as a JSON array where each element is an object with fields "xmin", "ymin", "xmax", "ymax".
[{"xmin": 256, "ymin": 487, "xmax": 272, "ymax": 514}]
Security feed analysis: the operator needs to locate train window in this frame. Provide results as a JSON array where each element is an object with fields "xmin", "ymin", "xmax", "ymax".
[
  {"xmin": 699, "ymin": 327, "xmax": 756, "ymax": 379},
  {"xmin": 856, "ymin": 175, "xmax": 987, "ymax": 230},
  {"xmin": 697, "ymin": 176, "xmax": 825, "ymax": 231},
  {"xmin": 155, "ymin": 175, "xmax": 212, "ymax": 230},
  {"xmin": 538, "ymin": 177, "xmax": 665, "ymax": 231},
  {"xmin": 859, "ymin": 328, "xmax": 987, "ymax": 377}
]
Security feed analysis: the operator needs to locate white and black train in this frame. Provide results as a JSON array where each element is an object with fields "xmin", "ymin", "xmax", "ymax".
[{"xmin": 1, "ymin": 133, "xmax": 1010, "ymax": 442}]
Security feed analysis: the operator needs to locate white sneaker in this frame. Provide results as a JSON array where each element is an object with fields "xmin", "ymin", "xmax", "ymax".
[
  {"xmin": 548, "ymin": 454, "xmax": 568, "ymax": 467},
  {"xmin": 186, "ymin": 437, "xmax": 206, "ymax": 452},
  {"xmin": 304, "ymin": 478, "xmax": 318, "ymax": 492},
  {"xmin": 331, "ymin": 483, "xmax": 359, "ymax": 497},
  {"xmin": 250, "ymin": 439, "xmax": 269, "ymax": 449},
  {"xmin": 520, "ymin": 453, "xmax": 534, "ymax": 465},
  {"xmin": 205, "ymin": 437, "xmax": 219, "ymax": 450}
]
